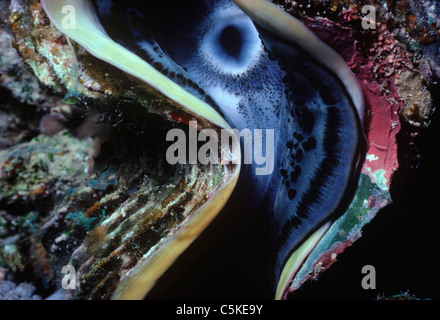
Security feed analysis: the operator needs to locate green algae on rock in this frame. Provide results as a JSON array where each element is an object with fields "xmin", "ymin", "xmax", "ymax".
[
  {"xmin": 0, "ymin": 131, "xmax": 90, "ymax": 203},
  {"xmin": 8, "ymin": 0, "xmax": 239, "ymax": 300},
  {"xmin": 2, "ymin": 0, "xmax": 438, "ymax": 301}
]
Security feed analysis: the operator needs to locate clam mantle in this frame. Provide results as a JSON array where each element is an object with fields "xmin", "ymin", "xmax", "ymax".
[{"xmin": 5, "ymin": 0, "xmax": 434, "ymax": 300}]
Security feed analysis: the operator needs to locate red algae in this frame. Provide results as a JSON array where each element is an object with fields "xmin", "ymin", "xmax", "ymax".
[
  {"xmin": 287, "ymin": 240, "xmax": 356, "ymax": 294},
  {"xmin": 303, "ymin": 16, "xmax": 405, "ymax": 187}
]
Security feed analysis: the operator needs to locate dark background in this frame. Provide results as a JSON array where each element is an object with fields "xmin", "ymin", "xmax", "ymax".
[{"xmin": 149, "ymin": 96, "xmax": 440, "ymax": 300}]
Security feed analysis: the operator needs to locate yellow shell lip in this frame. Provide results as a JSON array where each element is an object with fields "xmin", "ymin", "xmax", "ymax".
[
  {"xmin": 233, "ymin": 0, "xmax": 365, "ymax": 300},
  {"xmin": 275, "ymin": 222, "xmax": 331, "ymax": 300},
  {"xmin": 38, "ymin": 0, "xmax": 365, "ymax": 300},
  {"xmin": 40, "ymin": 0, "xmax": 242, "ymax": 300},
  {"xmin": 42, "ymin": 0, "xmax": 364, "ymax": 128},
  {"xmin": 41, "ymin": 0, "xmax": 232, "ymax": 131}
]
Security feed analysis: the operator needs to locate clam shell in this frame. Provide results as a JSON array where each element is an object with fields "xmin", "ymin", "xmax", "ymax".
[{"xmin": 8, "ymin": 0, "xmax": 424, "ymax": 301}]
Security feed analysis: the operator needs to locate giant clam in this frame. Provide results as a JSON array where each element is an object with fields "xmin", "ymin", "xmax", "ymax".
[{"xmin": 3, "ymin": 0, "xmax": 435, "ymax": 300}]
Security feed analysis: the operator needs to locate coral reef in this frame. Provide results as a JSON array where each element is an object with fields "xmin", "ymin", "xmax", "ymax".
[
  {"xmin": 0, "ymin": 280, "xmax": 42, "ymax": 300},
  {"xmin": 0, "ymin": 0, "xmax": 438, "ymax": 300}
]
